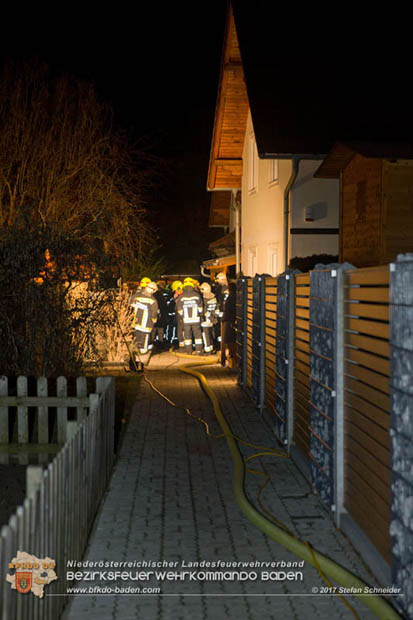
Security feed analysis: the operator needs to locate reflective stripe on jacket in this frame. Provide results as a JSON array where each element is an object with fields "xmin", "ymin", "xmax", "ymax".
[
  {"xmin": 176, "ymin": 287, "xmax": 203, "ymax": 324},
  {"xmin": 132, "ymin": 294, "xmax": 158, "ymax": 332}
]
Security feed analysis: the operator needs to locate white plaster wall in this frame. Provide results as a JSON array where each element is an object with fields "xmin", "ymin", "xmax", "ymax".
[
  {"xmin": 290, "ymin": 160, "xmax": 339, "ymax": 258},
  {"xmin": 241, "ymin": 113, "xmax": 292, "ymax": 276}
]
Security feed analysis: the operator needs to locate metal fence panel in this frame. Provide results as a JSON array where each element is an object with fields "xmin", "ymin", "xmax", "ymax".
[
  {"xmin": 309, "ymin": 267, "xmax": 337, "ymax": 508},
  {"xmin": 389, "ymin": 255, "xmax": 413, "ymax": 619}
]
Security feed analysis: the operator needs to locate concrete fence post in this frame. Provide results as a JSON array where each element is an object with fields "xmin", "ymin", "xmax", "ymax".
[{"xmin": 389, "ymin": 254, "xmax": 413, "ymax": 620}]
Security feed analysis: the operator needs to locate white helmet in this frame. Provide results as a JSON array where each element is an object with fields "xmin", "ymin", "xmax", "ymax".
[
  {"xmin": 146, "ymin": 281, "xmax": 158, "ymax": 294},
  {"xmin": 215, "ymin": 272, "xmax": 227, "ymax": 283},
  {"xmin": 200, "ymin": 282, "xmax": 211, "ymax": 294}
]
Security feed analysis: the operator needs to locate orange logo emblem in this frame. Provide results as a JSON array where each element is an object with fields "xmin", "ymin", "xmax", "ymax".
[{"xmin": 16, "ymin": 572, "xmax": 33, "ymax": 594}]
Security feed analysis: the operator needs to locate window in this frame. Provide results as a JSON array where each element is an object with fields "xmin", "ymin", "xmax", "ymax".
[
  {"xmin": 268, "ymin": 159, "xmax": 279, "ymax": 185},
  {"xmin": 248, "ymin": 133, "xmax": 258, "ymax": 194},
  {"xmin": 267, "ymin": 244, "xmax": 279, "ymax": 276}
]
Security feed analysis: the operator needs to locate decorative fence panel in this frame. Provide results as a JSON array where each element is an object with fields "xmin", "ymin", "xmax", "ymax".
[
  {"xmin": 293, "ymin": 272, "xmax": 311, "ymax": 459},
  {"xmin": 0, "ymin": 377, "xmax": 115, "ymax": 620},
  {"xmin": 264, "ymin": 277, "xmax": 277, "ymax": 414},
  {"xmin": 389, "ymin": 255, "xmax": 413, "ymax": 620},
  {"xmin": 343, "ymin": 265, "xmax": 391, "ymax": 563}
]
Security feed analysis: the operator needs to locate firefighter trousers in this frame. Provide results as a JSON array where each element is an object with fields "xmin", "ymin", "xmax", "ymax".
[
  {"xmin": 201, "ymin": 323, "xmax": 215, "ymax": 353},
  {"xmin": 183, "ymin": 321, "xmax": 203, "ymax": 354}
]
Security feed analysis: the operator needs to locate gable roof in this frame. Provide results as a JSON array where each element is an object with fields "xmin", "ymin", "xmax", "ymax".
[
  {"xmin": 206, "ymin": 4, "xmax": 249, "ymax": 190},
  {"xmin": 314, "ymin": 142, "xmax": 413, "ymax": 179}
]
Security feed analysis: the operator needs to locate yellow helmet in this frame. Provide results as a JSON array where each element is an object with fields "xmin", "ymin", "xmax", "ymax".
[
  {"xmin": 183, "ymin": 277, "xmax": 194, "ymax": 287},
  {"xmin": 140, "ymin": 276, "xmax": 151, "ymax": 288},
  {"xmin": 171, "ymin": 280, "xmax": 183, "ymax": 292}
]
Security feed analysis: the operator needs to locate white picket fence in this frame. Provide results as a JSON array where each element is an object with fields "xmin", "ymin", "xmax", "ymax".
[
  {"xmin": 0, "ymin": 376, "xmax": 90, "ymax": 447},
  {"xmin": 0, "ymin": 376, "xmax": 115, "ymax": 620}
]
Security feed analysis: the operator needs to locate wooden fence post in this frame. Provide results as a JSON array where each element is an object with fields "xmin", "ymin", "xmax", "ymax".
[
  {"xmin": 26, "ymin": 466, "xmax": 43, "ymax": 499},
  {"xmin": 76, "ymin": 377, "xmax": 87, "ymax": 423},
  {"xmin": 37, "ymin": 377, "xmax": 48, "ymax": 444},
  {"xmin": 17, "ymin": 376, "xmax": 28, "ymax": 444},
  {"xmin": 0, "ymin": 376, "xmax": 8, "ymax": 444},
  {"xmin": 57, "ymin": 377, "xmax": 67, "ymax": 444}
]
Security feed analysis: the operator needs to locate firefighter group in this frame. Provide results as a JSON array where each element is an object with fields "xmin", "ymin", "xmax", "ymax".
[{"xmin": 128, "ymin": 273, "xmax": 236, "ymax": 370}]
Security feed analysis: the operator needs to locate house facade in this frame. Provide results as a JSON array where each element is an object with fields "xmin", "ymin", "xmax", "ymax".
[{"xmin": 204, "ymin": 5, "xmax": 340, "ymax": 279}]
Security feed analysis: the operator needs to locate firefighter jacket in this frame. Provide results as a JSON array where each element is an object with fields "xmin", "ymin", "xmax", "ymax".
[
  {"xmin": 176, "ymin": 286, "xmax": 203, "ymax": 324},
  {"xmin": 131, "ymin": 291, "xmax": 159, "ymax": 333},
  {"xmin": 201, "ymin": 292, "xmax": 219, "ymax": 326},
  {"xmin": 214, "ymin": 283, "xmax": 229, "ymax": 317},
  {"xmin": 154, "ymin": 290, "xmax": 168, "ymax": 328}
]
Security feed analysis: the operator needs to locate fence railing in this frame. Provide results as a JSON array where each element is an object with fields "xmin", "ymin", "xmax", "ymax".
[
  {"xmin": 0, "ymin": 376, "xmax": 115, "ymax": 620},
  {"xmin": 236, "ymin": 256, "xmax": 413, "ymax": 618},
  {"xmin": 0, "ymin": 376, "xmax": 89, "ymax": 448}
]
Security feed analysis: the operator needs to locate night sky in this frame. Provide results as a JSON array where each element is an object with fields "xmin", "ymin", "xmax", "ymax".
[
  {"xmin": 1, "ymin": 2, "xmax": 228, "ymax": 273},
  {"xmin": 5, "ymin": 3, "xmax": 413, "ymax": 275}
]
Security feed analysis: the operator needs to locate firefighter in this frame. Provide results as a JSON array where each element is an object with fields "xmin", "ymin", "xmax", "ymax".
[
  {"xmin": 214, "ymin": 272, "xmax": 229, "ymax": 311},
  {"xmin": 169, "ymin": 280, "xmax": 183, "ymax": 349},
  {"xmin": 129, "ymin": 276, "xmax": 151, "ymax": 308},
  {"xmin": 153, "ymin": 280, "xmax": 168, "ymax": 350},
  {"xmin": 130, "ymin": 280, "xmax": 159, "ymax": 370},
  {"xmin": 199, "ymin": 282, "xmax": 219, "ymax": 354},
  {"xmin": 213, "ymin": 272, "xmax": 229, "ymax": 350},
  {"xmin": 176, "ymin": 278, "xmax": 203, "ymax": 354},
  {"xmin": 221, "ymin": 281, "xmax": 237, "ymax": 367},
  {"xmin": 162, "ymin": 283, "xmax": 174, "ymax": 345}
]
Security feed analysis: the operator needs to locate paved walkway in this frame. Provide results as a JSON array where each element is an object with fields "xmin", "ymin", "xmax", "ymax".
[{"xmin": 62, "ymin": 352, "xmax": 381, "ymax": 620}]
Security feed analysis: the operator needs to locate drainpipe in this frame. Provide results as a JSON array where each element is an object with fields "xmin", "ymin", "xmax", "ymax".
[
  {"xmin": 283, "ymin": 157, "xmax": 300, "ymax": 271},
  {"xmin": 232, "ymin": 189, "xmax": 241, "ymax": 277}
]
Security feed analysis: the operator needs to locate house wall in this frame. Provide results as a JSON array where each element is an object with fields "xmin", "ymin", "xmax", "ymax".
[
  {"xmin": 241, "ymin": 113, "xmax": 292, "ymax": 276},
  {"xmin": 290, "ymin": 160, "xmax": 339, "ymax": 260},
  {"xmin": 340, "ymin": 153, "xmax": 383, "ymax": 266}
]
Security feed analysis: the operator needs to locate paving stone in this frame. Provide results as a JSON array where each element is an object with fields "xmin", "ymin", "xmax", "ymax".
[{"xmin": 62, "ymin": 353, "xmax": 381, "ymax": 620}]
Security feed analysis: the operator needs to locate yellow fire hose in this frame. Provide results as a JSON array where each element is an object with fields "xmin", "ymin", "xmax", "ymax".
[
  {"xmin": 117, "ymin": 314, "xmax": 402, "ymax": 619},
  {"xmin": 174, "ymin": 355, "xmax": 402, "ymax": 620}
]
